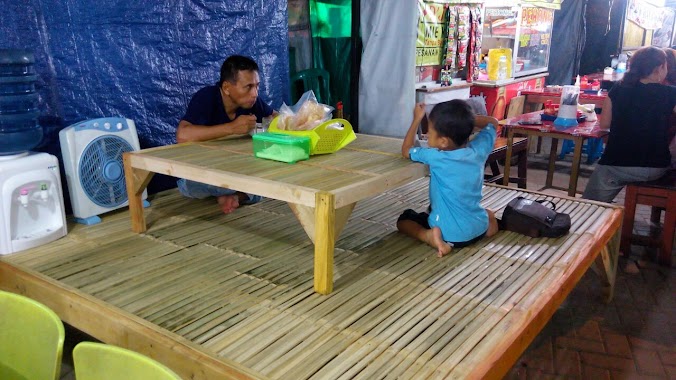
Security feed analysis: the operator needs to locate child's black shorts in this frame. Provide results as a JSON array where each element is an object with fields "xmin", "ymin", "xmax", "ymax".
[{"xmin": 397, "ymin": 209, "xmax": 486, "ymax": 248}]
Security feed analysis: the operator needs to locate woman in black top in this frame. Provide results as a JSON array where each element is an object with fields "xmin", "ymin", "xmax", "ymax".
[{"xmin": 582, "ymin": 46, "xmax": 676, "ymax": 202}]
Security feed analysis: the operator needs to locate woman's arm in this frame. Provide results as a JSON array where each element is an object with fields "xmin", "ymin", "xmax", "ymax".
[{"xmin": 599, "ymin": 96, "xmax": 612, "ymax": 130}]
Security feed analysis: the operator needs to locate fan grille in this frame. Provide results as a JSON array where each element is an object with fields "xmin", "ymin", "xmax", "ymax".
[{"xmin": 78, "ymin": 135, "xmax": 134, "ymax": 208}]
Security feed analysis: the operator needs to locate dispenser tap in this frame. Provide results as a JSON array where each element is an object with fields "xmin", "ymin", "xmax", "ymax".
[
  {"xmin": 19, "ymin": 189, "xmax": 29, "ymax": 207},
  {"xmin": 40, "ymin": 183, "xmax": 49, "ymax": 200}
]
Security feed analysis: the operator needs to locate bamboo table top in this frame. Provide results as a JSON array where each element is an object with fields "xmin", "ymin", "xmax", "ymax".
[
  {"xmin": 126, "ymin": 134, "xmax": 429, "ymax": 209},
  {"xmin": 0, "ymin": 181, "xmax": 622, "ymax": 380}
]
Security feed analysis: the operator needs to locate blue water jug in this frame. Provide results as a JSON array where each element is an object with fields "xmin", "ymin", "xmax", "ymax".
[{"xmin": 0, "ymin": 49, "xmax": 41, "ymax": 155}]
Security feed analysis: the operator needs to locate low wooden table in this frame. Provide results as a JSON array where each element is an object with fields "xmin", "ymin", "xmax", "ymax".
[
  {"xmin": 124, "ymin": 134, "xmax": 428, "ymax": 295},
  {"xmin": 521, "ymin": 89, "xmax": 607, "ymax": 113},
  {"xmin": 501, "ymin": 111, "xmax": 609, "ymax": 197}
]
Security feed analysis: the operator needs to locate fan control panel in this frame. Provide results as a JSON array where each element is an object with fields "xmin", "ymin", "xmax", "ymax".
[{"xmin": 74, "ymin": 117, "xmax": 130, "ymax": 133}]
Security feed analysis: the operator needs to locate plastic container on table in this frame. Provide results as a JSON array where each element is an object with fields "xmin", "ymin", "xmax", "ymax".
[
  {"xmin": 267, "ymin": 118, "xmax": 356, "ymax": 155},
  {"xmin": 252, "ymin": 132, "xmax": 311, "ymax": 163}
]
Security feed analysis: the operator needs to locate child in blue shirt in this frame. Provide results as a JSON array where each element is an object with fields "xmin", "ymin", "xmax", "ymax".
[{"xmin": 398, "ymin": 99, "xmax": 499, "ymax": 257}]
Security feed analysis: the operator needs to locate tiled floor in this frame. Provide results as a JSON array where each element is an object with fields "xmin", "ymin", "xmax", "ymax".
[{"xmin": 57, "ymin": 148, "xmax": 675, "ymax": 380}]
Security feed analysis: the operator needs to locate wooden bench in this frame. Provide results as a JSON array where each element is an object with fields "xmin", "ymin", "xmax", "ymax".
[
  {"xmin": 0, "ymin": 183, "xmax": 622, "ymax": 380},
  {"xmin": 621, "ymin": 170, "xmax": 675, "ymax": 266}
]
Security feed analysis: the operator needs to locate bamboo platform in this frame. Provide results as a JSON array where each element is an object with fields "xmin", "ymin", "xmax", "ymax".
[{"xmin": 0, "ymin": 181, "xmax": 622, "ymax": 380}]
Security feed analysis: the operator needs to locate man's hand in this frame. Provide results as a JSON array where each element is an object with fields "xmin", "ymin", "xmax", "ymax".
[{"xmin": 231, "ymin": 114, "xmax": 257, "ymax": 135}]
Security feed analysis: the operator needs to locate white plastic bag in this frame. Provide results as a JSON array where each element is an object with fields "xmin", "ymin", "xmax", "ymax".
[{"xmin": 276, "ymin": 90, "xmax": 334, "ymax": 131}]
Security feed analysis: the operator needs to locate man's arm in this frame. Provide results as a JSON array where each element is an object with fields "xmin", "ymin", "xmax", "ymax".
[
  {"xmin": 473, "ymin": 115, "xmax": 499, "ymax": 131},
  {"xmin": 176, "ymin": 115, "xmax": 257, "ymax": 143},
  {"xmin": 402, "ymin": 103, "xmax": 426, "ymax": 159}
]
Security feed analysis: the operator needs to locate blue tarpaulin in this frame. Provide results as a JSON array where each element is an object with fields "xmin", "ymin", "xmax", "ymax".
[{"xmin": 1, "ymin": 1, "xmax": 289, "ymax": 193}]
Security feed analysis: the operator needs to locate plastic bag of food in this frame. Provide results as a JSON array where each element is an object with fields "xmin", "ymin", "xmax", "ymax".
[{"xmin": 276, "ymin": 90, "xmax": 334, "ymax": 131}]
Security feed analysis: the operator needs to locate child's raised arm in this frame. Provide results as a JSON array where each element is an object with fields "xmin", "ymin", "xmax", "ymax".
[
  {"xmin": 473, "ymin": 115, "xmax": 499, "ymax": 132},
  {"xmin": 402, "ymin": 103, "xmax": 426, "ymax": 159}
]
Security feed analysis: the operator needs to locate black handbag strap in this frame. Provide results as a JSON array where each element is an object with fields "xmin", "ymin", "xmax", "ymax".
[{"xmin": 535, "ymin": 199, "xmax": 556, "ymax": 211}]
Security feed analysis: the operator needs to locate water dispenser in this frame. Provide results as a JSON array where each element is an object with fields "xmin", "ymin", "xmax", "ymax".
[
  {"xmin": 0, "ymin": 49, "xmax": 67, "ymax": 255},
  {"xmin": 0, "ymin": 49, "xmax": 43, "ymax": 155}
]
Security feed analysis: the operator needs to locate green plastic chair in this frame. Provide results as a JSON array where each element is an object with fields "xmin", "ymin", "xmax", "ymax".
[
  {"xmin": 73, "ymin": 342, "xmax": 182, "ymax": 380},
  {"xmin": 0, "ymin": 290, "xmax": 65, "ymax": 380},
  {"xmin": 290, "ymin": 68, "xmax": 331, "ymax": 105}
]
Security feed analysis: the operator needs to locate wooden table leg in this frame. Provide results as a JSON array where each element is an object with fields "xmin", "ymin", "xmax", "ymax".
[
  {"xmin": 545, "ymin": 138, "xmax": 558, "ymax": 190},
  {"xmin": 569, "ymin": 137, "xmax": 584, "ymax": 197},
  {"xmin": 123, "ymin": 153, "xmax": 154, "ymax": 233},
  {"xmin": 314, "ymin": 192, "xmax": 336, "ymax": 295},
  {"xmin": 660, "ymin": 192, "xmax": 675, "ymax": 266},
  {"xmin": 594, "ymin": 227, "xmax": 620, "ymax": 303},
  {"xmin": 517, "ymin": 141, "xmax": 528, "ymax": 189},
  {"xmin": 502, "ymin": 130, "xmax": 514, "ymax": 187}
]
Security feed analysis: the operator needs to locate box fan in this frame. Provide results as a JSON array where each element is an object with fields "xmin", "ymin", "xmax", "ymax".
[{"xmin": 59, "ymin": 117, "xmax": 150, "ymax": 225}]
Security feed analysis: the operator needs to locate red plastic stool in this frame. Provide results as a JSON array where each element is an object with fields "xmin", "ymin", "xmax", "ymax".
[{"xmin": 620, "ymin": 170, "xmax": 675, "ymax": 266}]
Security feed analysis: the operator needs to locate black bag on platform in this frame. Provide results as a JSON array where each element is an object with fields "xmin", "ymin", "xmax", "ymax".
[{"xmin": 501, "ymin": 197, "xmax": 571, "ymax": 238}]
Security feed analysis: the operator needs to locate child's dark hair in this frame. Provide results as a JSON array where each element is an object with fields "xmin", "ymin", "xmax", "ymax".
[
  {"xmin": 219, "ymin": 55, "xmax": 259, "ymax": 87},
  {"xmin": 428, "ymin": 99, "xmax": 475, "ymax": 146}
]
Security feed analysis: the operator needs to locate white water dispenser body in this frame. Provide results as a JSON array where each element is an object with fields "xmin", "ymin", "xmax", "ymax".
[{"xmin": 0, "ymin": 152, "xmax": 67, "ymax": 255}]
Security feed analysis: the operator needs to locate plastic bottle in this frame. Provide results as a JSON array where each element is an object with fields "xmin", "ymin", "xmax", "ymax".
[
  {"xmin": 497, "ymin": 55, "xmax": 508, "ymax": 80},
  {"xmin": 335, "ymin": 101, "xmax": 343, "ymax": 119},
  {"xmin": 616, "ymin": 53, "xmax": 628, "ymax": 73},
  {"xmin": 0, "ymin": 49, "xmax": 42, "ymax": 155}
]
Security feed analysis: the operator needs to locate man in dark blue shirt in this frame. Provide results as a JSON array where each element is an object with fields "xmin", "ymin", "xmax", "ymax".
[{"xmin": 176, "ymin": 55, "xmax": 277, "ymax": 214}]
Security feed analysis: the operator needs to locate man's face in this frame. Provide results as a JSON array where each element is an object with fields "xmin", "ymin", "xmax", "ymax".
[{"xmin": 223, "ymin": 70, "xmax": 260, "ymax": 109}]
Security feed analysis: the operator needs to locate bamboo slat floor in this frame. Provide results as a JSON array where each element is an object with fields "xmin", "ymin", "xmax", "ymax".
[{"xmin": 0, "ymin": 181, "xmax": 621, "ymax": 380}]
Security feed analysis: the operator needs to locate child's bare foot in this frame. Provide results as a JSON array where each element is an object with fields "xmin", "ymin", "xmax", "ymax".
[
  {"xmin": 486, "ymin": 209, "xmax": 499, "ymax": 237},
  {"xmin": 217, "ymin": 194, "xmax": 240, "ymax": 214},
  {"xmin": 424, "ymin": 227, "xmax": 452, "ymax": 257}
]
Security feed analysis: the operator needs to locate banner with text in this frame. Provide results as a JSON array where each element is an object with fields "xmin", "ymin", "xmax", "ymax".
[
  {"xmin": 416, "ymin": 0, "xmax": 447, "ymax": 66},
  {"xmin": 626, "ymin": 0, "xmax": 664, "ymax": 30}
]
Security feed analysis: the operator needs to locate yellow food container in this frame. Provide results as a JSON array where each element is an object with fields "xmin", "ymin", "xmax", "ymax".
[
  {"xmin": 267, "ymin": 117, "xmax": 356, "ymax": 155},
  {"xmin": 487, "ymin": 48, "xmax": 512, "ymax": 81}
]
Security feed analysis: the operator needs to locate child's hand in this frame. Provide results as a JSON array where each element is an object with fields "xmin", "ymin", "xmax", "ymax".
[{"xmin": 413, "ymin": 103, "xmax": 426, "ymax": 122}]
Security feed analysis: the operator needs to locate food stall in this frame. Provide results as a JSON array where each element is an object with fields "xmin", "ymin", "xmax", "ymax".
[
  {"xmin": 414, "ymin": 0, "xmax": 484, "ymax": 115},
  {"xmin": 470, "ymin": 0, "xmax": 559, "ymax": 120}
]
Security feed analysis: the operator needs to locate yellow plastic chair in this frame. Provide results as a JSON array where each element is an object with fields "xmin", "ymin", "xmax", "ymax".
[
  {"xmin": 290, "ymin": 68, "xmax": 331, "ymax": 104},
  {"xmin": 73, "ymin": 342, "xmax": 182, "ymax": 380},
  {"xmin": 0, "ymin": 290, "xmax": 65, "ymax": 380}
]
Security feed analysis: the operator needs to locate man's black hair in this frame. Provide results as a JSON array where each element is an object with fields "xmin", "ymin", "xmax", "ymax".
[
  {"xmin": 428, "ymin": 99, "xmax": 475, "ymax": 146},
  {"xmin": 219, "ymin": 55, "xmax": 259, "ymax": 87}
]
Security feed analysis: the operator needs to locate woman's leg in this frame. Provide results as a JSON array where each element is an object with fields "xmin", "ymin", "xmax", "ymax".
[{"xmin": 582, "ymin": 165, "xmax": 668, "ymax": 203}]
